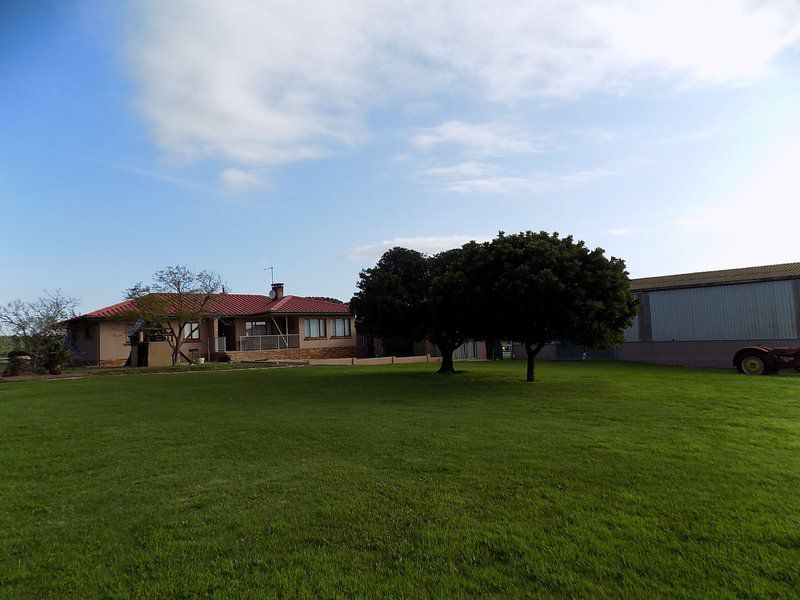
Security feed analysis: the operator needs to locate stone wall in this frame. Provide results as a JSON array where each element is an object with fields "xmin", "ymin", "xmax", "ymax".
[{"xmin": 219, "ymin": 346, "xmax": 357, "ymax": 362}]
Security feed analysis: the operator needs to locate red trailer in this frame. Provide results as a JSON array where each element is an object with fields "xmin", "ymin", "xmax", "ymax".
[{"xmin": 734, "ymin": 346, "xmax": 800, "ymax": 375}]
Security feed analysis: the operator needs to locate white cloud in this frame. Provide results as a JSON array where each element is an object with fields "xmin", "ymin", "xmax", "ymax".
[
  {"xmin": 585, "ymin": 0, "xmax": 800, "ymax": 84},
  {"xmin": 220, "ymin": 168, "xmax": 271, "ymax": 193},
  {"xmin": 443, "ymin": 176, "xmax": 542, "ymax": 195},
  {"xmin": 437, "ymin": 167, "xmax": 619, "ymax": 195},
  {"xmin": 341, "ymin": 235, "xmax": 489, "ymax": 262},
  {"xmin": 412, "ymin": 121, "xmax": 541, "ymax": 157},
  {"xmin": 127, "ymin": 0, "xmax": 800, "ymax": 182},
  {"xmin": 416, "ymin": 161, "xmax": 496, "ymax": 179}
]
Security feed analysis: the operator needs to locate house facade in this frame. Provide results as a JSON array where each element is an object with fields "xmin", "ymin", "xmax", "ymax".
[{"xmin": 68, "ymin": 283, "xmax": 357, "ymax": 367}]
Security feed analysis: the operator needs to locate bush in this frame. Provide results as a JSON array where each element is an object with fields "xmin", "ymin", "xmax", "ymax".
[
  {"xmin": 41, "ymin": 339, "xmax": 72, "ymax": 375},
  {"xmin": 7, "ymin": 349, "xmax": 30, "ymax": 359}
]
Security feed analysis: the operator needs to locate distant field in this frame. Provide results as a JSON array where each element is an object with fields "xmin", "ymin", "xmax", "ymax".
[{"xmin": 1, "ymin": 361, "xmax": 799, "ymax": 597}]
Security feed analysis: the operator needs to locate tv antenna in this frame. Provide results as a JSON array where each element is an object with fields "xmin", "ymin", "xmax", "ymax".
[{"xmin": 262, "ymin": 260, "xmax": 275, "ymax": 285}]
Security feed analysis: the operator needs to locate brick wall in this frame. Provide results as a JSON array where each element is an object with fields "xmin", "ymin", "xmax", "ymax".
[
  {"xmin": 220, "ymin": 346, "xmax": 357, "ymax": 362},
  {"xmin": 99, "ymin": 358, "xmax": 128, "ymax": 367}
]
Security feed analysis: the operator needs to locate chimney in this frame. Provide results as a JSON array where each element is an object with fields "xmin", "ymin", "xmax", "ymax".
[{"xmin": 271, "ymin": 282, "xmax": 284, "ymax": 299}]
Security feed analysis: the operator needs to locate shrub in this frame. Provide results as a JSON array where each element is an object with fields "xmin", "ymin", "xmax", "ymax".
[{"xmin": 41, "ymin": 339, "xmax": 72, "ymax": 375}]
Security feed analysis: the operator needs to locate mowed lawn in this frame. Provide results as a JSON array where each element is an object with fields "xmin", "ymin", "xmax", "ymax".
[{"xmin": 1, "ymin": 362, "xmax": 799, "ymax": 598}]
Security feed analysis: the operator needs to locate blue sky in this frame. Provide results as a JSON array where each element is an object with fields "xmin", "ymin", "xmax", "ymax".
[{"xmin": 2, "ymin": 1, "xmax": 800, "ymax": 313}]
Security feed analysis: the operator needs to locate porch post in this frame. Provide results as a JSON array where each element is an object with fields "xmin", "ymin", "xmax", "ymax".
[{"xmin": 210, "ymin": 318, "xmax": 219, "ymax": 353}]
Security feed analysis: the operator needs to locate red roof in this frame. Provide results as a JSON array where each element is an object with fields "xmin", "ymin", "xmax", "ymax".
[
  {"xmin": 76, "ymin": 293, "xmax": 350, "ymax": 320},
  {"xmin": 268, "ymin": 295, "xmax": 350, "ymax": 314}
]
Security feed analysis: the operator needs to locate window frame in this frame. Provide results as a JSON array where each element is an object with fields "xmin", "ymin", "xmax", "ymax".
[
  {"xmin": 182, "ymin": 321, "xmax": 200, "ymax": 341},
  {"xmin": 245, "ymin": 321, "xmax": 268, "ymax": 337},
  {"xmin": 303, "ymin": 318, "xmax": 327, "ymax": 338},
  {"xmin": 330, "ymin": 318, "xmax": 351, "ymax": 337}
]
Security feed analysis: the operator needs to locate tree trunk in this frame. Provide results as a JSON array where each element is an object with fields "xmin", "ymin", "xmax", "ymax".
[
  {"xmin": 437, "ymin": 344, "xmax": 456, "ymax": 374},
  {"xmin": 524, "ymin": 342, "xmax": 546, "ymax": 382},
  {"xmin": 172, "ymin": 345, "xmax": 179, "ymax": 366}
]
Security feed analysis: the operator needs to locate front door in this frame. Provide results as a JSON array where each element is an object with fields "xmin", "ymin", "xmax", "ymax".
[{"xmin": 223, "ymin": 320, "xmax": 237, "ymax": 352}]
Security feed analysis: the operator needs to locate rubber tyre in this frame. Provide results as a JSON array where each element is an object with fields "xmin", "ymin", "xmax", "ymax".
[{"xmin": 737, "ymin": 352, "xmax": 769, "ymax": 375}]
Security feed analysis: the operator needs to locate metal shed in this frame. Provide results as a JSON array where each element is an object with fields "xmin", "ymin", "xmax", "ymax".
[{"xmin": 619, "ymin": 262, "xmax": 800, "ymax": 367}]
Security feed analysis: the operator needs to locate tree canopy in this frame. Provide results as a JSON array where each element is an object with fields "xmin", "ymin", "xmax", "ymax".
[
  {"xmin": 350, "ymin": 247, "xmax": 431, "ymax": 358},
  {"xmin": 479, "ymin": 231, "xmax": 637, "ymax": 381},
  {"xmin": 351, "ymin": 231, "xmax": 636, "ymax": 381}
]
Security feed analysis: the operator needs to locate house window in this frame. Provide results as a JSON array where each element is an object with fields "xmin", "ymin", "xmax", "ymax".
[
  {"xmin": 246, "ymin": 321, "xmax": 267, "ymax": 336},
  {"xmin": 304, "ymin": 318, "xmax": 326, "ymax": 338},
  {"xmin": 330, "ymin": 318, "xmax": 351, "ymax": 337},
  {"xmin": 182, "ymin": 322, "xmax": 200, "ymax": 340},
  {"xmin": 84, "ymin": 325, "xmax": 93, "ymax": 340}
]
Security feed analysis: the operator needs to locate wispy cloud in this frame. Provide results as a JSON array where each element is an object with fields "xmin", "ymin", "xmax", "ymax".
[
  {"xmin": 81, "ymin": 155, "xmax": 209, "ymax": 192},
  {"xmin": 341, "ymin": 235, "xmax": 489, "ymax": 262},
  {"xmin": 435, "ymin": 167, "xmax": 619, "ymax": 195},
  {"xmin": 412, "ymin": 121, "xmax": 543, "ymax": 157},
  {"xmin": 415, "ymin": 161, "xmax": 496, "ymax": 179},
  {"xmin": 220, "ymin": 168, "xmax": 271, "ymax": 193},
  {"xmin": 126, "ymin": 0, "xmax": 800, "ymax": 187}
]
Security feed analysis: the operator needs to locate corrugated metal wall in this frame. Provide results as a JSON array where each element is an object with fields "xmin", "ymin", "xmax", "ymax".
[
  {"xmin": 623, "ymin": 303, "xmax": 640, "ymax": 342},
  {"xmin": 624, "ymin": 280, "xmax": 799, "ymax": 342}
]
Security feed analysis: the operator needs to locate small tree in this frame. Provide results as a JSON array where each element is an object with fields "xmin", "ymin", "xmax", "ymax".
[
  {"xmin": 0, "ymin": 290, "xmax": 80, "ymax": 372},
  {"xmin": 125, "ymin": 265, "xmax": 224, "ymax": 366},
  {"xmin": 482, "ymin": 231, "xmax": 637, "ymax": 382}
]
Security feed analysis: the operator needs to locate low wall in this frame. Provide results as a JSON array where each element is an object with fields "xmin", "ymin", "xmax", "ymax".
[
  {"xmin": 510, "ymin": 339, "xmax": 800, "ymax": 368},
  {"xmin": 308, "ymin": 356, "xmax": 423, "ymax": 366},
  {"xmin": 307, "ymin": 355, "xmax": 450, "ymax": 366},
  {"xmin": 616, "ymin": 339, "xmax": 800, "ymax": 368},
  {"xmin": 99, "ymin": 358, "xmax": 128, "ymax": 367},
  {"xmin": 394, "ymin": 356, "xmax": 430, "ymax": 364},
  {"xmin": 219, "ymin": 346, "xmax": 356, "ymax": 363}
]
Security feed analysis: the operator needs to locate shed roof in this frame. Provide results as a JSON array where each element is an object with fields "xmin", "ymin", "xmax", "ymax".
[{"xmin": 631, "ymin": 262, "xmax": 800, "ymax": 292}]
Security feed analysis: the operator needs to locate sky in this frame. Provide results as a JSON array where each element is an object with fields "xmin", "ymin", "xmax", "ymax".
[{"xmin": 2, "ymin": 0, "xmax": 800, "ymax": 313}]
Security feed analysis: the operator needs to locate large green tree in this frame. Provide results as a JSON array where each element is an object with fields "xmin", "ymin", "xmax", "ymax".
[
  {"xmin": 351, "ymin": 246, "xmax": 477, "ymax": 373},
  {"xmin": 426, "ymin": 245, "xmax": 483, "ymax": 374},
  {"xmin": 350, "ymin": 248, "xmax": 431, "ymax": 358},
  {"xmin": 480, "ymin": 231, "xmax": 637, "ymax": 382}
]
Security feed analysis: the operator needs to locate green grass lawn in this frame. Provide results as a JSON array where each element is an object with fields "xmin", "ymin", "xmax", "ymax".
[{"xmin": 1, "ymin": 361, "xmax": 799, "ymax": 598}]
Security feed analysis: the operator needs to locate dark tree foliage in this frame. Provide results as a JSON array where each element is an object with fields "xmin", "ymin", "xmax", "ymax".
[
  {"xmin": 350, "ymin": 233, "xmax": 635, "ymax": 381},
  {"xmin": 351, "ymin": 246, "xmax": 477, "ymax": 372},
  {"xmin": 480, "ymin": 231, "xmax": 637, "ymax": 381},
  {"xmin": 350, "ymin": 248, "xmax": 431, "ymax": 358},
  {"xmin": 427, "ymin": 246, "xmax": 478, "ymax": 374}
]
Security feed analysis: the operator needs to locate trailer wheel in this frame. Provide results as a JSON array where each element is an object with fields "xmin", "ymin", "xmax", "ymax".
[{"xmin": 737, "ymin": 352, "xmax": 769, "ymax": 375}]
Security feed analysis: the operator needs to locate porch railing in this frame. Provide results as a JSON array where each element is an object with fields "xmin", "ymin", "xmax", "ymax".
[
  {"xmin": 216, "ymin": 337, "xmax": 227, "ymax": 352},
  {"xmin": 239, "ymin": 334, "xmax": 300, "ymax": 351}
]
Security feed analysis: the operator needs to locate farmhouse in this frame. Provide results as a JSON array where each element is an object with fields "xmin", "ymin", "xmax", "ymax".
[
  {"xmin": 67, "ymin": 283, "xmax": 356, "ymax": 367},
  {"xmin": 523, "ymin": 261, "xmax": 800, "ymax": 368}
]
